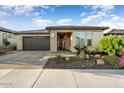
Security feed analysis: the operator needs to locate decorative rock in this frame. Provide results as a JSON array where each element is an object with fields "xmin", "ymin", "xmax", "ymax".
[
  {"xmin": 82, "ymin": 65, "xmax": 85, "ymax": 67},
  {"xmin": 86, "ymin": 54, "xmax": 90, "ymax": 59},
  {"xmin": 96, "ymin": 59, "xmax": 105, "ymax": 65},
  {"xmin": 95, "ymin": 54, "xmax": 101, "ymax": 59}
]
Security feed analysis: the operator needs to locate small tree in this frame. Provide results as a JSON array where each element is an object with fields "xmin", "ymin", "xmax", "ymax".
[{"xmin": 99, "ymin": 35, "xmax": 124, "ymax": 56}]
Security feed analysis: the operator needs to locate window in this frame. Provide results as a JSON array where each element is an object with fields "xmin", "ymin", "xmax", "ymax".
[
  {"xmin": 86, "ymin": 32, "xmax": 92, "ymax": 46},
  {"xmin": 75, "ymin": 32, "xmax": 92, "ymax": 47},
  {"xmin": 75, "ymin": 32, "xmax": 85, "ymax": 47},
  {"xmin": 2, "ymin": 33, "xmax": 7, "ymax": 39}
]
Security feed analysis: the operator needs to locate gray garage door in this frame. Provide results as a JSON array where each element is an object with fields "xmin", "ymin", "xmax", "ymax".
[{"xmin": 23, "ymin": 36, "xmax": 50, "ymax": 50}]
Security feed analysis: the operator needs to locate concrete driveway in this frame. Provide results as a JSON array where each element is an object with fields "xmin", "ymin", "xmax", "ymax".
[
  {"xmin": 0, "ymin": 51, "xmax": 49, "ymax": 69},
  {"xmin": 0, "ymin": 51, "xmax": 124, "ymax": 88}
]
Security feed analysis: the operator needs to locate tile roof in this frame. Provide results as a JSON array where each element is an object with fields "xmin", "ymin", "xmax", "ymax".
[{"xmin": 105, "ymin": 29, "xmax": 124, "ymax": 35}]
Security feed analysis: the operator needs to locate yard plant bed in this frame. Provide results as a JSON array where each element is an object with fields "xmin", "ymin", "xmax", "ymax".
[{"xmin": 43, "ymin": 56, "xmax": 122, "ymax": 69}]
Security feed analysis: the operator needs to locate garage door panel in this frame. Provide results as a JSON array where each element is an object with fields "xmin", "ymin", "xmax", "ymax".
[{"xmin": 23, "ymin": 36, "xmax": 50, "ymax": 50}]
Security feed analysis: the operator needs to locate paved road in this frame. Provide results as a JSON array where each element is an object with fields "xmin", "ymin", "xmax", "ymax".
[{"xmin": 0, "ymin": 51, "xmax": 124, "ymax": 88}]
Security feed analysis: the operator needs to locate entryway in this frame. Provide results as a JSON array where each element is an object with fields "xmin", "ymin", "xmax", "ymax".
[{"xmin": 57, "ymin": 32, "xmax": 71, "ymax": 51}]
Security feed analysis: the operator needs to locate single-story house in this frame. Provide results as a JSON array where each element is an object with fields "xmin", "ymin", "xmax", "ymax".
[
  {"xmin": 104, "ymin": 29, "xmax": 124, "ymax": 36},
  {"xmin": 16, "ymin": 26, "xmax": 109, "ymax": 52},
  {"xmin": 0, "ymin": 27, "xmax": 17, "ymax": 48}
]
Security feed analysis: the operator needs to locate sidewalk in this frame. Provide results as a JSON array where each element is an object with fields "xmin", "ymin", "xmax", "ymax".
[{"xmin": 0, "ymin": 69, "xmax": 124, "ymax": 88}]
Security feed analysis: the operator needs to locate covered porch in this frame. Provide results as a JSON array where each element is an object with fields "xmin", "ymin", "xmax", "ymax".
[{"xmin": 50, "ymin": 31, "xmax": 75, "ymax": 52}]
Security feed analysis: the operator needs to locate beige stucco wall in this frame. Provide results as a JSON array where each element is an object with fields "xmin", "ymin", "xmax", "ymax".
[
  {"xmin": 16, "ymin": 34, "xmax": 50, "ymax": 50},
  {"xmin": 50, "ymin": 31, "xmax": 57, "ymax": 52},
  {"xmin": 0, "ymin": 32, "xmax": 2, "ymax": 47},
  {"xmin": 92, "ymin": 31, "xmax": 103, "ymax": 49},
  {"xmin": 17, "ymin": 35, "xmax": 23, "ymax": 50},
  {"xmin": 17, "ymin": 29, "xmax": 103, "ymax": 52},
  {"xmin": 50, "ymin": 29, "xmax": 103, "ymax": 52}
]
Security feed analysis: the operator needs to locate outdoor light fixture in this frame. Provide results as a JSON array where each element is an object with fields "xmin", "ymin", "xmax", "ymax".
[
  {"xmin": 51, "ymin": 32, "xmax": 55, "ymax": 37},
  {"xmin": 70, "ymin": 36, "xmax": 73, "ymax": 40}
]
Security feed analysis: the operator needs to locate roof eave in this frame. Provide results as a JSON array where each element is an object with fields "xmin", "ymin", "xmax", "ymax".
[{"xmin": 46, "ymin": 26, "xmax": 109, "ymax": 31}]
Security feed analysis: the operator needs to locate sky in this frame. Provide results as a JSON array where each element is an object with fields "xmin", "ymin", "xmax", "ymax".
[{"xmin": 0, "ymin": 5, "xmax": 124, "ymax": 31}]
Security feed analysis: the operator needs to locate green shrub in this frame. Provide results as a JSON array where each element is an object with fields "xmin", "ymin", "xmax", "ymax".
[
  {"xmin": 102, "ymin": 56, "xmax": 119, "ymax": 69},
  {"xmin": 99, "ymin": 35, "xmax": 124, "ymax": 56},
  {"xmin": 111, "ymin": 61, "xmax": 118, "ymax": 69},
  {"xmin": 3, "ymin": 39, "xmax": 10, "ymax": 46},
  {"xmin": 74, "ymin": 45, "xmax": 89, "ymax": 56},
  {"xmin": 56, "ymin": 54, "xmax": 64, "ymax": 63},
  {"xmin": 65, "ymin": 57, "xmax": 71, "ymax": 62},
  {"xmin": 78, "ymin": 51, "xmax": 86, "ymax": 60}
]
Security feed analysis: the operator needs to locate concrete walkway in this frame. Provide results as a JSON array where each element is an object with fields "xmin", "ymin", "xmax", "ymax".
[{"xmin": 0, "ymin": 69, "xmax": 124, "ymax": 88}]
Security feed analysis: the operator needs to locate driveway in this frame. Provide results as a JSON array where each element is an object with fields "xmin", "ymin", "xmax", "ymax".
[
  {"xmin": 0, "ymin": 51, "xmax": 124, "ymax": 88},
  {"xmin": 0, "ymin": 51, "xmax": 49, "ymax": 69}
]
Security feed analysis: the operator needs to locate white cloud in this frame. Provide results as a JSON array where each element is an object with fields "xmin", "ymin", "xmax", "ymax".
[
  {"xmin": 0, "ymin": 11, "xmax": 7, "ymax": 17},
  {"xmin": 56, "ymin": 19, "xmax": 72, "ymax": 25},
  {"xmin": 91, "ymin": 5, "xmax": 114, "ymax": 18},
  {"xmin": 111, "ymin": 16, "xmax": 120, "ymax": 21},
  {"xmin": 80, "ymin": 12, "xmax": 86, "ymax": 16},
  {"xmin": 81, "ymin": 14, "xmax": 101, "ymax": 24},
  {"xmin": 32, "ymin": 18, "xmax": 52, "ymax": 26},
  {"xmin": 0, "ymin": 5, "xmax": 40, "ymax": 17},
  {"xmin": 1, "ymin": 20, "xmax": 7, "ymax": 24},
  {"xmin": 0, "ymin": 5, "xmax": 14, "ymax": 10},
  {"xmin": 40, "ymin": 5, "xmax": 50, "ymax": 9},
  {"xmin": 100, "ymin": 15, "xmax": 124, "ymax": 28},
  {"xmin": 14, "ymin": 6, "xmax": 34, "ymax": 16},
  {"xmin": 80, "ymin": 5, "xmax": 115, "ymax": 25},
  {"xmin": 91, "ymin": 5, "xmax": 114, "ymax": 12},
  {"xmin": 39, "ymin": 5, "xmax": 55, "ymax": 13}
]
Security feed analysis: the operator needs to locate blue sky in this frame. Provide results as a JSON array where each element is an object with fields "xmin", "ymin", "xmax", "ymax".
[{"xmin": 0, "ymin": 5, "xmax": 124, "ymax": 31}]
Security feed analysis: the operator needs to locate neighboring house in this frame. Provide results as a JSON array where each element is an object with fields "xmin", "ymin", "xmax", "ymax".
[
  {"xmin": 104, "ymin": 29, "xmax": 124, "ymax": 36},
  {"xmin": 16, "ymin": 26, "xmax": 109, "ymax": 52},
  {"xmin": 0, "ymin": 27, "xmax": 17, "ymax": 48}
]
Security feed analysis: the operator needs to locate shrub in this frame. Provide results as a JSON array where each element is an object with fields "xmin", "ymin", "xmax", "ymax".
[
  {"xmin": 111, "ymin": 61, "xmax": 118, "ymax": 69},
  {"xmin": 3, "ymin": 39, "xmax": 10, "ymax": 46},
  {"xmin": 74, "ymin": 45, "xmax": 89, "ymax": 56},
  {"xmin": 56, "ymin": 54, "xmax": 64, "ymax": 63},
  {"xmin": 99, "ymin": 35, "xmax": 124, "ymax": 56},
  {"xmin": 65, "ymin": 57, "xmax": 71, "ymax": 62},
  {"xmin": 102, "ymin": 55, "xmax": 119, "ymax": 69},
  {"xmin": 78, "ymin": 51, "xmax": 86, "ymax": 60}
]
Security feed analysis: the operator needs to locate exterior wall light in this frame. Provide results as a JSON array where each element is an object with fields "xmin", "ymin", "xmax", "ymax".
[
  {"xmin": 51, "ymin": 32, "xmax": 55, "ymax": 37},
  {"xmin": 70, "ymin": 36, "xmax": 73, "ymax": 40}
]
